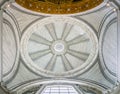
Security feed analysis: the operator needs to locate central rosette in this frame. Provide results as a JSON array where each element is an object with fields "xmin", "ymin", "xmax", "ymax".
[
  {"xmin": 51, "ymin": 40, "xmax": 67, "ymax": 55},
  {"xmin": 54, "ymin": 43, "xmax": 64, "ymax": 52}
]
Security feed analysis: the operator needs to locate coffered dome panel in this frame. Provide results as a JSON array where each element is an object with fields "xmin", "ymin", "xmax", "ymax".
[{"xmin": 20, "ymin": 17, "xmax": 98, "ymax": 77}]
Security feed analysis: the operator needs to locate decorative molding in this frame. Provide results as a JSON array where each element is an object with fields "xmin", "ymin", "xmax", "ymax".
[
  {"xmin": 20, "ymin": 16, "xmax": 98, "ymax": 77},
  {"xmin": 1, "ymin": 11, "xmax": 20, "ymax": 83},
  {"xmin": 3, "ymin": 19, "xmax": 18, "ymax": 76},
  {"xmin": 10, "ymin": 79, "xmax": 108, "ymax": 94},
  {"xmin": 0, "ymin": 9, "xmax": 3, "ymax": 83},
  {"xmin": 117, "ymin": 8, "xmax": 120, "ymax": 82},
  {"xmin": 99, "ymin": 9, "xmax": 117, "ymax": 84},
  {"xmin": 4, "ymin": 9, "xmax": 21, "ymax": 39}
]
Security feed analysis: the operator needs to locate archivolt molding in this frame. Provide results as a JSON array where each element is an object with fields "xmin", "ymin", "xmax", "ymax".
[
  {"xmin": 1, "ymin": 11, "xmax": 20, "ymax": 83},
  {"xmin": 110, "ymin": 0, "xmax": 120, "ymax": 10},
  {"xmin": 99, "ymin": 9, "xmax": 117, "ymax": 84},
  {"xmin": 117, "ymin": 5, "xmax": 120, "ymax": 83},
  {"xmin": 0, "ymin": 9, "xmax": 3, "ymax": 83},
  {"xmin": 10, "ymin": 79, "xmax": 108, "ymax": 94},
  {"xmin": 3, "ymin": 19, "xmax": 18, "ymax": 76},
  {"xmin": 98, "ymin": 9, "xmax": 115, "ymax": 36},
  {"xmin": 3, "ymin": 9, "xmax": 21, "ymax": 38}
]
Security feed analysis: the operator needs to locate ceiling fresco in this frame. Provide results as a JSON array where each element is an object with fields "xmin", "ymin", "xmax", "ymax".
[{"xmin": 15, "ymin": 0, "xmax": 103, "ymax": 14}]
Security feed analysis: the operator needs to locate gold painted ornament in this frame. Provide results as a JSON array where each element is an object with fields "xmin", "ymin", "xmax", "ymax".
[{"xmin": 16, "ymin": 0, "xmax": 103, "ymax": 14}]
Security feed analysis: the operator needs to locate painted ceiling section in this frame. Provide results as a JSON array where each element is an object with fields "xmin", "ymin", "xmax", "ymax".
[{"xmin": 15, "ymin": 0, "xmax": 103, "ymax": 14}]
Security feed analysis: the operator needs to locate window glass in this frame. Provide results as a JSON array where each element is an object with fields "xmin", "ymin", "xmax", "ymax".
[{"xmin": 41, "ymin": 85, "xmax": 79, "ymax": 94}]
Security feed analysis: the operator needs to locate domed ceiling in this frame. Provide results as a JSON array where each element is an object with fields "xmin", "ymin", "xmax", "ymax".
[
  {"xmin": 15, "ymin": 0, "xmax": 103, "ymax": 14},
  {"xmin": 21, "ymin": 17, "xmax": 98, "ymax": 77}
]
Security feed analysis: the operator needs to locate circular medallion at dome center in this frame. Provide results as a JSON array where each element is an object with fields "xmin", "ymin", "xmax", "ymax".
[
  {"xmin": 51, "ymin": 40, "xmax": 67, "ymax": 55},
  {"xmin": 54, "ymin": 43, "xmax": 64, "ymax": 52}
]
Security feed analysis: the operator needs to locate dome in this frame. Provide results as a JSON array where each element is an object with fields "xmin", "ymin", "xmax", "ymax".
[{"xmin": 15, "ymin": 0, "xmax": 103, "ymax": 14}]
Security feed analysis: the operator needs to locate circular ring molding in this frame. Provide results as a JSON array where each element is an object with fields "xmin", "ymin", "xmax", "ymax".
[{"xmin": 21, "ymin": 17, "xmax": 98, "ymax": 77}]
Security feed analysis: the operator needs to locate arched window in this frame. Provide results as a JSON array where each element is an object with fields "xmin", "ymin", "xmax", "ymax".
[{"xmin": 40, "ymin": 85, "xmax": 79, "ymax": 94}]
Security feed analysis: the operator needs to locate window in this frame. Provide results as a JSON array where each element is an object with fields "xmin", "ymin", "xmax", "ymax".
[{"xmin": 41, "ymin": 85, "xmax": 79, "ymax": 94}]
